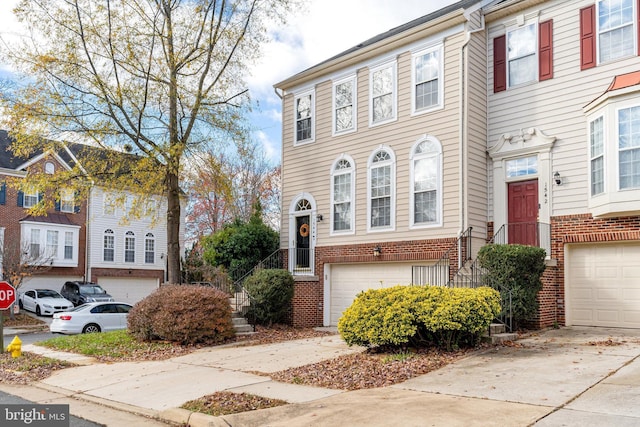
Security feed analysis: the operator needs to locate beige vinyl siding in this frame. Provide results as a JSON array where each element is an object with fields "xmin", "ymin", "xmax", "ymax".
[
  {"xmin": 486, "ymin": 0, "xmax": 640, "ymax": 219},
  {"xmin": 281, "ymin": 31, "xmax": 467, "ymax": 248},
  {"xmin": 466, "ymin": 23, "xmax": 489, "ymax": 240}
]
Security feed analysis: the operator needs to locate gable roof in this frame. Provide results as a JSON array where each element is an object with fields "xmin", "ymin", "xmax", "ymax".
[{"xmin": 275, "ymin": 0, "xmax": 483, "ymax": 90}]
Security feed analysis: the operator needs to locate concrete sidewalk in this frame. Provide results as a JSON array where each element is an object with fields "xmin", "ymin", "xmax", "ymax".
[{"xmin": 6, "ymin": 327, "xmax": 640, "ymax": 426}]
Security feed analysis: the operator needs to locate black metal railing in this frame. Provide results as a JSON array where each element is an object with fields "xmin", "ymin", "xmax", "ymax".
[
  {"xmin": 231, "ymin": 249, "xmax": 285, "ymax": 331},
  {"xmin": 506, "ymin": 222, "xmax": 551, "ymax": 255},
  {"xmin": 411, "ymin": 227, "xmax": 473, "ymax": 287},
  {"xmin": 291, "ymin": 248, "xmax": 314, "ymax": 275}
]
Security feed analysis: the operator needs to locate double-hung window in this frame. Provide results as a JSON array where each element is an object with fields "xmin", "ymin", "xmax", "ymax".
[
  {"xmin": 30, "ymin": 229, "xmax": 40, "ymax": 259},
  {"xmin": 125, "ymin": 231, "xmax": 135, "ymax": 263},
  {"xmin": 581, "ymin": 0, "xmax": 638, "ymax": 69},
  {"xmin": 494, "ymin": 19, "xmax": 553, "ymax": 92},
  {"xmin": 64, "ymin": 231, "xmax": 73, "ymax": 260},
  {"xmin": 331, "ymin": 156, "xmax": 355, "ymax": 233},
  {"xmin": 618, "ymin": 105, "xmax": 640, "ymax": 189},
  {"xmin": 145, "ymin": 233, "xmax": 155, "ymax": 264},
  {"xmin": 411, "ymin": 137, "xmax": 442, "ymax": 227},
  {"xmin": 295, "ymin": 90, "xmax": 315, "ymax": 144},
  {"xmin": 60, "ymin": 188, "xmax": 75, "ymax": 213},
  {"xmin": 369, "ymin": 60, "xmax": 397, "ymax": 126},
  {"xmin": 24, "ymin": 188, "xmax": 39, "ymax": 208},
  {"xmin": 333, "ymin": 76, "xmax": 356, "ymax": 135},
  {"xmin": 590, "ymin": 116, "xmax": 605, "ymax": 195},
  {"xmin": 412, "ymin": 45, "xmax": 443, "ymax": 113},
  {"xmin": 368, "ymin": 147, "xmax": 395, "ymax": 230},
  {"xmin": 103, "ymin": 229, "xmax": 115, "ymax": 262},
  {"xmin": 46, "ymin": 230, "xmax": 59, "ymax": 259}
]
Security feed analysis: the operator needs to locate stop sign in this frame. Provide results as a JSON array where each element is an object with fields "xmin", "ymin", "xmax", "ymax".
[{"xmin": 0, "ymin": 281, "xmax": 17, "ymax": 310}]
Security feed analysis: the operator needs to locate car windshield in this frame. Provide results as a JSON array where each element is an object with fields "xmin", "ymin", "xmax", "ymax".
[
  {"xmin": 38, "ymin": 290, "xmax": 62, "ymax": 298},
  {"xmin": 79, "ymin": 285, "xmax": 105, "ymax": 294}
]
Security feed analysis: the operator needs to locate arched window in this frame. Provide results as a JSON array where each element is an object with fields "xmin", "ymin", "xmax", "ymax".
[
  {"xmin": 145, "ymin": 233, "xmax": 155, "ymax": 264},
  {"xmin": 410, "ymin": 136, "xmax": 442, "ymax": 227},
  {"xmin": 124, "ymin": 231, "xmax": 135, "ymax": 263},
  {"xmin": 103, "ymin": 229, "xmax": 115, "ymax": 262},
  {"xmin": 45, "ymin": 162, "xmax": 55, "ymax": 174},
  {"xmin": 330, "ymin": 155, "xmax": 355, "ymax": 233},
  {"xmin": 368, "ymin": 147, "xmax": 395, "ymax": 231}
]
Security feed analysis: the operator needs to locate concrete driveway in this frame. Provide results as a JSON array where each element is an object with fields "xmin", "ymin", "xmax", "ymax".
[{"xmin": 220, "ymin": 327, "xmax": 640, "ymax": 427}]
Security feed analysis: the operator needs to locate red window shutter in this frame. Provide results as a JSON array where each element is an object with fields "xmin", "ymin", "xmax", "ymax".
[
  {"xmin": 539, "ymin": 20, "xmax": 553, "ymax": 81},
  {"xmin": 580, "ymin": 5, "xmax": 596, "ymax": 70},
  {"xmin": 494, "ymin": 35, "xmax": 506, "ymax": 92}
]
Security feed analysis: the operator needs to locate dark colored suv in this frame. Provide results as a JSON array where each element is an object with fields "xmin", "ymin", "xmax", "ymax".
[{"xmin": 61, "ymin": 281, "xmax": 115, "ymax": 306}]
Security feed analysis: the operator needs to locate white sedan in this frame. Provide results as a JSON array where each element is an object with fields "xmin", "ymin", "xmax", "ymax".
[
  {"xmin": 19, "ymin": 289, "xmax": 74, "ymax": 316},
  {"xmin": 50, "ymin": 302, "xmax": 133, "ymax": 334}
]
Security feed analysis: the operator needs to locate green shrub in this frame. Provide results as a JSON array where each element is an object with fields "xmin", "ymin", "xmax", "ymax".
[
  {"xmin": 243, "ymin": 269, "xmax": 294, "ymax": 326},
  {"xmin": 338, "ymin": 285, "xmax": 500, "ymax": 350},
  {"xmin": 477, "ymin": 244, "xmax": 546, "ymax": 328},
  {"xmin": 127, "ymin": 284, "xmax": 235, "ymax": 345}
]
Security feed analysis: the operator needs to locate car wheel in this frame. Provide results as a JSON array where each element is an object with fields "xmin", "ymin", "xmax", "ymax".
[
  {"xmin": 82, "ymin": 323, "xmax": 101, "ymax": 333},
  {"xmin": 35, "ymin": 305, "xmax": 41, "ymax": 316}
]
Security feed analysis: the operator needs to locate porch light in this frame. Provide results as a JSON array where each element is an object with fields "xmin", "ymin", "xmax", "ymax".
[
  {"xmin": 553, "ymin": 171, "xmax": 562, "ymax": 186},
  {"xmin": 316, "ymin": 214, "xmax": 323, "ymax": 222},
  {"xmin": 373, "ymin": 246, "xmax": 381, "ymax": 257}
]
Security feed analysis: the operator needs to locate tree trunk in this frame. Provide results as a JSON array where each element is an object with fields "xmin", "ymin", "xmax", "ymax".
[{"xmin": 167, "ymin": 170, "xmax": 182, "ymax": 284}]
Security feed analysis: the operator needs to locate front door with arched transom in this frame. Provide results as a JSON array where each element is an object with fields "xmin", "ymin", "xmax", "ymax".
[{"xmin": 295, "ymin": 215, "xmax": 311, "ymax": 270}]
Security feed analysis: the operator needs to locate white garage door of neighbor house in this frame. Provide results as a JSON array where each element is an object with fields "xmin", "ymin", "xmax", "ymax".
[
  {"xmin": 566, "ymin": 242, "xmax": 640, "ymax": 328},
  {"xmin": 97, "ymin": 277, "xmax": 159, "ymax": 305},
  {"xmin": 327, "ymin": 262, "xmax": 433, "ymax": 326}
]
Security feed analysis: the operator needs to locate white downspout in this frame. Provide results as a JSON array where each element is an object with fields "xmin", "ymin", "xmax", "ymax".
[{"xmin": 459, "ymin": 10, "xmax": 485, "ymax": 266}]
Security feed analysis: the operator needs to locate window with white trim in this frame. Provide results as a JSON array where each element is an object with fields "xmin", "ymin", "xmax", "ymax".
[
  {"xmin": 45, "ymin": 162, "xmax": 55, "ymax": 174},
  {"xmin": 506, "ymin": 155, "xmax": 538, "ymax": 177},
  {"xmin": 618, "ymin": 105, "xmax": 640, "ymax": 189},
  {"xmin": 145, "ymin": 233, "xmax": 155, "ymax": 264},
  {"xmin": 104, "ymin": 194, "xmax": 115, "ymax": 216},
  {"xmin": 369, "ymin": 60, "xmax": 397, "ymax": 126},
  {"xmin": 411, "ymin": 137, "xmax": 442, "ymax": 226},
  {"xmin": 46, "ymin": 230, "xmax": 59, "ymax": 258},
  {"xmin": 412, "ymin": 45, "xmax": 443, "ymax": 113},
  {"xmin": 590, "ymin": 116, "xmax": 605, "ymax": 195},
  {"xmin": 64, "ymin": 231, "xmax": 73, "ymax": 260},
  {"xmin": 368, "ymin": 147, "xmax": 395, "ymax": 230},
  {"xmin": 598, "ymin": 0, "xmax": 635, "ymax": 63},
  {"xmin": 124, "ymin": 231, "xmax": 135, "ymax": 263},
  {"xmin": 103, "ymin": 229, "xmax": 115, "ymax": 262},
  {"xmin": 30, "ymin": 229, "xmax": 40, "ymax": 259},
  {"xmin": 295, "ymin": 90, "xmax": 314, "ymax": 144},
  {"xmin": 60, "ymin": 188, "xmax": 75, "ymax": 213},
  {"xmin": 331, "ymin": 156, "xmax": 355, "ymax": 233},
  {"xmin": 333, "ymin": 76, "xmax": 356, "ymax": 134},
  {"xmin": 507, "ymin": 22, "xmax": 538, "ymax": 86},
  {"xmin": 24, "ymin": 188, "xmax": 39, "ymax": 208}
]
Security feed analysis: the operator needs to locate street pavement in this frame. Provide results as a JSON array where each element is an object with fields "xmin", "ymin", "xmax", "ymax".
[{"xmin": 1, "ymin": 326, "xmax": 640, "ymax": 426}]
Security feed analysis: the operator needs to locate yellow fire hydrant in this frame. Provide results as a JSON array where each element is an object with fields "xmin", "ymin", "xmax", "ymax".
[{"xmin": 6, "ymin": 335, "xmax": 22, "ymax": 358}]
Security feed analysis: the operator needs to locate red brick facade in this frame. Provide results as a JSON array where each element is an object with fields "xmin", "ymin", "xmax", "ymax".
[
  {"xmin": 290, "ymin": 237, "xmax": 457, "ymax": 327},
  {"xmin": 1, "ymin": 157, "xmax": 88, "ymax": 282},
  {"xmin": 289, "ymin": 215, "xmax": 640, "ymax": 329}
]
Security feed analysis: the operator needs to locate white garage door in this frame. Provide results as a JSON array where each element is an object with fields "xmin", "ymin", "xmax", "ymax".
[
  {"xmin": 326, "ymin": 262, "xmax": 433, "ymax": 326},
  {"xmin": 566, "ymin": 243, "xmax": 640, "ymax": 328},
  {"xmin": 97, "ymin": 277, "xmax": 159, "ymax": 305}
]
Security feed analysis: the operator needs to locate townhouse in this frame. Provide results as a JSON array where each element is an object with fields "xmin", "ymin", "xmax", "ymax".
[
  {"xmin": 276, "ymin": 0, "xmax": 640, "ymax": 329},
  {"xmin": 0, "ymin": 130, "xmax": 174, "ymax": 304}
]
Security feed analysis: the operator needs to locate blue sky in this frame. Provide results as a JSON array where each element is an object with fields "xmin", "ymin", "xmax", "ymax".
[{"xmin": 0, "ymin": 0, "xmax": 458, "ymax": 164}]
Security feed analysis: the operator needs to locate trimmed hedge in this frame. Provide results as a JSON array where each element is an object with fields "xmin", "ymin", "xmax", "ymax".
[
  {"xmin": 127, "ymin": 284, "xmax": 235, "ymax": 345},
  {"xmin": 243, "ymin": 269, "xmax": 294, "ymax": 326},
  {"xmin": 337, "ymin": 285, "xmax": 500, "ymax": 350},
  {"xmin": 477, "ymin": 244, "xmax": 546, "ymax": 328}
]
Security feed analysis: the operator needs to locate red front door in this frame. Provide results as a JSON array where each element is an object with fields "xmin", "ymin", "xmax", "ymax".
[{"xmin": 508, "ymin": 180, "xmax": 539, "ymax": 246}]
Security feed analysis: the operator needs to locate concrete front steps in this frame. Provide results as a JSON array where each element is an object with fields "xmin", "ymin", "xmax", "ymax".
[
  {"xmin": 232, "ymin": 311, "xmax": 254, "ymax": 334},
  {"xmin": 483, "ymin": 322, "xmax": 518, "ymax": 344}
]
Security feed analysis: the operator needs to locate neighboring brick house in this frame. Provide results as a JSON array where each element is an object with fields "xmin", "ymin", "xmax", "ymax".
[
  {"xmin": 0, "ymin": 130, "xmax": 175, "ymax": 303},
  {"xmin": 275, "ymin": 0, "xmax": 640, "ymax": 329}
]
